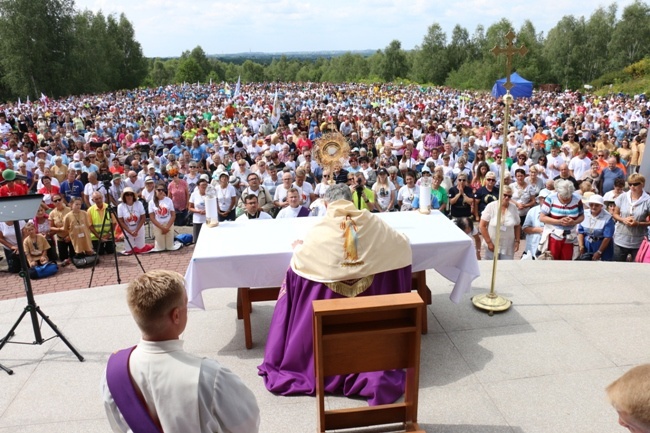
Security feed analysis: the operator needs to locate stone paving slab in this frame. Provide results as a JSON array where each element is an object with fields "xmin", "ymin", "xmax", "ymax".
[
  {"xmin": 0, "ymin": 225, "xmax": 195, "ymax": 301},
  {"xmin": 1, "ymin": 255, "xmax": 649, "ymax": 432}
]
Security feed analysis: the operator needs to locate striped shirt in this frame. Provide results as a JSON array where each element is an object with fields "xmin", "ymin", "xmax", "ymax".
[{"xmin": 540, "ymin": 193, "xmax": 584, "ymax": 230}]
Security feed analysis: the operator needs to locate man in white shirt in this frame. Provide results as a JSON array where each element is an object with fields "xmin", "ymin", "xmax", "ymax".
[
  {"xmin": 293, "ymin": 168, "xmax": 314, "ymax": 208},
  {"xmin": 568, "ymin": 148, "xmax": 592, "ymax": 181},
  {"xmin": 237, "ymin": 173, "xmax": 274, "ymax": 214},
  {"xmin": 101, "ymin": 270, "xmax": 260, "ymax": 433},
  {"xmin": 546, "ymin": 145, "xmax": 565, "ymax": 179},
  {"xmin": 124, "ymin": 171, "xmax": 145, "ymax": 196},
  {"xmin": 236, "ymin": 194, "xmax": 272, "ymax": 220},
  {"xmin": 276, "ymin": 188, "xmax": 310, "ymax": 218},
  {"xmin": 83, "ymin": 172, "xmax": 107, "ymax": 208},
  {"xmin": 0, "ymin": 116, "xmax": 13, "ymax": 137},
  {"xmin": 273, "ymin": 172, "xmax": 298, "ymax": 210}
]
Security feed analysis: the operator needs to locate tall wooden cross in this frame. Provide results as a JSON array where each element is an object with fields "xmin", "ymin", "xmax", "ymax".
[{"xmin": 491, "ymin": 31, "xmax": 528, "ymax": 91}]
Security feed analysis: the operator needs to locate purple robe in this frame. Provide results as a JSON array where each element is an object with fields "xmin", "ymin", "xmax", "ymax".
[{"xmin": 258, "ymin": 265, "xmax": 412, "ymax": 406}]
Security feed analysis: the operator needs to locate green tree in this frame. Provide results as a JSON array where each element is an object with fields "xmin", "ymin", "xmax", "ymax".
[
  {"xmin": 175, "ymin": 57, "xmax": 204, "ymax": 83},
  {"xmin": 470, "ymin": 25, "xmax": 487, "ymax": 60},
  {"xmin": 151, "ymin": 59, "xmax": 172, "ymax": 86},
  {"xmin": 70, "ymin": 11, "xmax": 111, "ymax": 93},
  {"xmin": 608, "ymin": 0, "xmax": 650, "ymax": 70},
  {"xmin": 380, "ymin": 40, "xmax": 408, "ymax": 81},
  {"xmin": 0, "ymin": 0, "xmax": 76, "ymax": 98},
  {"xmin": 447, "ymin": 24, "xmax": 470, "ymax": 72},
  {"xmin": 112, "ymin": 13, "xmax": 149, "ymax": 89},
  {"xmin": 411, "ymin": 23, "xmax": 448, "ymax": 84},
  {"xmin": 543, "ymin": 15, "xmax": 585, "ymax": 88},
  {"xmin": 516, "ymin": 20, "xmax": 547, "ymax": 84},
  {"xmin": 582, "ymin": 5, "xmax": 616, "ymax": 82},
  {"xmin": 241, "ymin": 60, "xmax": 265, "ymax": 82},
  {"xmin": 189, "ymin": 45, "xmax": 211, "ymax": 80}
]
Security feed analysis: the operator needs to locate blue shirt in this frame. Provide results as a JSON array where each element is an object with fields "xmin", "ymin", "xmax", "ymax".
[
  {"xmin": 170, "ymin": 144, "xmax": 185, "ymax": 157},
  {"xmin": 601, "ymin": 167, "xmax": 624, "ymax": 194},
  {"xmin": 190, "ymin": 146, "xmax": 206, "ymax": 161},
  {"xmin": 411, "ymin": 194, "xmax": 440, "ymax": 210},
  {"xmin": 60, "ymin": 179, "xmax": 84, "ymax": 202}
]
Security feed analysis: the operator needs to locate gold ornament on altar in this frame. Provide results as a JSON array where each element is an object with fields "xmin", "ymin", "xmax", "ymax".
[{"xmin": 313, "ymin": 133, "xmax": 350, "ymax": 185}]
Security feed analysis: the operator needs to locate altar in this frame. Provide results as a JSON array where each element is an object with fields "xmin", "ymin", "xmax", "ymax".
[{"xmin": 185, "ymin": 211, "xmax": 480, "ymax": 346}]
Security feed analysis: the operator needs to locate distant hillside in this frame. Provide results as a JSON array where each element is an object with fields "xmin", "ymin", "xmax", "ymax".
[
  {"xmin": 592, "ymin": 58, "xmax": 650, "ymax": 96},
  {"xmin": 209, "ymin": 49, "xmax": 377, "ymax": 65}
]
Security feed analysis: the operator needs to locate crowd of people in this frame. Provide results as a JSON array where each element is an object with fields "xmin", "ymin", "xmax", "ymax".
[{"xmin": 0, "ymin": 81, "xmax": 649, "ymax": 273}]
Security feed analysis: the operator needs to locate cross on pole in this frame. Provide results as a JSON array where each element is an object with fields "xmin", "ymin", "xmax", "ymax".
[{"xmin": 491, "ymin": 31, "xmax": 528, "ymax": 91}]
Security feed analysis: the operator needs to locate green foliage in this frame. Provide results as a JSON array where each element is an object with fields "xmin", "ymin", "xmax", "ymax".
[
  {"xmin": 2, "ymin": 1, "xmax": 650, "ymax": 99},
  {"xmin": 411, "ymin": 23, "xmax": 449, "ymax": 84},
  {"xmin": 623, "ymin": 57, "xmax": 650, "ymax": 78},
  {"xmin": 380, "ymin": 40, "xmax": 409, "ymax": 82},
  {"xmin": 590, "ymin": 70, "xmax": 631, "ymax": 88},
  {"xmin": 0, "ymin": 0, "xmax": 147, "ymax": 99},
  {"xmin": 593, "ymin": 75, "xmax": 650, "ymax": 96},
  {"xmin": 0, "ymin": 0, "xmax": 76, "ymax": 98},
  {"xmin": 241, "ymin": 60, "xmax": 265, "ymax": 82},
  {"xmin": 608, "ymin": 0, "xmax": 650, "ymax": 70},
  {"xmin": 175, "ymin": 57, "xmax": 204, "ymax": 83}
]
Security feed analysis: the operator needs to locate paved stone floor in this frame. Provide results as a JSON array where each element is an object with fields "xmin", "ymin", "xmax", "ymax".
[
  {"xmin": 0, "ymin": 226, "xmax": 194, "ymax": 301},
  {"xmin": 1, "ymin": 261, "xmax": 649, "ymax": 433}
]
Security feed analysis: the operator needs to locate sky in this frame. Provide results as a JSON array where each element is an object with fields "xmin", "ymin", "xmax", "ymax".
[{"xmin": 74, "ymin": 0, "xmax": 636, "ymax": 58}]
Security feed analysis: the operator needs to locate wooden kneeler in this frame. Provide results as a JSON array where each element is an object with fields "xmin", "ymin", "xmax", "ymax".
[{"xmin": 312, "ymin": 292, "xmax": 425, "ymax": 433}]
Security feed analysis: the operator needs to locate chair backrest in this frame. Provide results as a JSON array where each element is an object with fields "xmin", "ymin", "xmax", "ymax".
[{"xmin": 312, "ymin": 292, "xmax": 424, "ymax": 433}]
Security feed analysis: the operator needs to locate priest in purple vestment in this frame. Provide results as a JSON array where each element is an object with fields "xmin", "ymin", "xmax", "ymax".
[{"xmin": 258, "ymin": 183, "xmax": 413, "ymax": 406}]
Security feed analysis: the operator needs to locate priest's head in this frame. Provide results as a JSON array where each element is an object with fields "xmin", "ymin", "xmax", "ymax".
[{"xmin": 324, "ymin": 183, "xmax": 352, "ymax": 204}]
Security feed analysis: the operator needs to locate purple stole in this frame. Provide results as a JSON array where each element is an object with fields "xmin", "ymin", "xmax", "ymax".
[
  {"xmin": 106, "ymin": 346, "xmax": 163, "ymax": 433},
  {"xmin": 259, "ymin": 265, "xmax": 412, "ymax": 406},
  {"xmin": 297, "ymin": 206, "xmax": 310, "ymax": 217}
]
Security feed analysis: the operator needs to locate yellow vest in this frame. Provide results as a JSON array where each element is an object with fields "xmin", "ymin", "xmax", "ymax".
[{"xmin": 87, "ymin": 205, "xmax": 111, "ymax": 241}]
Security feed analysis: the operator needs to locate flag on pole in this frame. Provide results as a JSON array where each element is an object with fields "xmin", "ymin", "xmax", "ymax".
[
  {"xmin": 209, "ymin": 77, "xmax": 212, "ymax": 86},
  {"xmin": 17, "ymin": 98, "xmax": 21, "ymax": 109},
  {"xmin": 224, "ymin": 82, "xmax": 232, "ymax": 96},
  {"xmin": 40, "ymin": 92, "xmax": 49, "ymax": 108},
  {"xmin": 270, "ymin": 90, "xmax": 280, "ymax": 126},
  {"xmin": 233, "ymin": 75, "xmax": 241, "ymax": 98}
]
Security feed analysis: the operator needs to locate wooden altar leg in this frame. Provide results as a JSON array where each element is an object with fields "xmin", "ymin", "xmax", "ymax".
[
  {"xmin": 237, "ymin": 287, "xmax": 281, "ymax": 350},
  {"xmin": 239, "ymin": 287, "xmax": 253, "ymax": 349},
  {"xmin": 236, "ymin": 287, "xmax": 243, "ymax": 320},
  {"xmin": 412, "ymin": 271, "xmax": 431, "ymax": 334}
]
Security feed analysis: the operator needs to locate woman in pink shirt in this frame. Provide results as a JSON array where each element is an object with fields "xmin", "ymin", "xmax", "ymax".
[{"xmin": 166, "ymin": 168, "xmax": 190, "ymax": 226}]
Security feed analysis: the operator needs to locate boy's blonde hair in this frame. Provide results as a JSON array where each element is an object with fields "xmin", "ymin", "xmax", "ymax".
[
  {"xmin": 606, "ymin": 364, "xmax": 650, "ymax": 429},
  {"xmin": 126, "ymin": 270, "xmax": 186, "ymax": 335}
]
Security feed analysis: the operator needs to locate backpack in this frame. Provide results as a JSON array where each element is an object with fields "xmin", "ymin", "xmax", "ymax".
[
  {"xmin": 175, "ymin": 233, "xmax": 193, "ymax": 246},
  {"xmin": 72, "ymin": 254, "xmax": 99, "ymax": 269},
  {"xmin": 28, "ymin": 262, "xmax": 59, "ymax": 279}
]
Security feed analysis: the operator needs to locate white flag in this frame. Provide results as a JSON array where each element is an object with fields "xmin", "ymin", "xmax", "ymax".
[
  {"xmin": 17, "ymin": 98, "xmax": 21, "ymax": 109},
  {"xmin": 40, "ymin": 92, "xmax": 49, "ymax": 107},
  {"xmin": 233, "ymin": 75, "xmax": 241, "ymax": 98},
  {"xmin": 270, "ymin": 91, "xmax": 280, "ymax": 127}
]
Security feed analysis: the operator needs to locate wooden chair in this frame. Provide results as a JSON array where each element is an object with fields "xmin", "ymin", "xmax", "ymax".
[
  {"xmin": 236, "ymin": 272, "xmax": 431, "ymax": 349},
  {"xmin": 312, "ymin": 292, "xmax": 425, "ymax": 433}
]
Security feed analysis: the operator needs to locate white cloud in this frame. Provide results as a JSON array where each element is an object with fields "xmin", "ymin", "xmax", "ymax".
[{"xmin": 73, "ymin": 0, "xmax": 638, "ymax": 57}]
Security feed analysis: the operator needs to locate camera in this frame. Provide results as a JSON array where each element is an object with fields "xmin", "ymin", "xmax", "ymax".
[
  {"xmin": 355, "ymin": 178, "xmax": 364, "ymax": 194},
  {"xmin": 98, "ymin": 172, "xmax": 113, "ymax": 192}
]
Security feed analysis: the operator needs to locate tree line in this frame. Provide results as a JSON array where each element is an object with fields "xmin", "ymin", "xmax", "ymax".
[
  {"xmin": 148, "ymin": 1, "xmax": 650, "ymax": 91},
  {"xmin": 0, "ymin": 0, "xmax": 648, "ymax": 102},
  {"xmin": 0, "ymin": 0, "xmax": 148, "ymax": 100}
]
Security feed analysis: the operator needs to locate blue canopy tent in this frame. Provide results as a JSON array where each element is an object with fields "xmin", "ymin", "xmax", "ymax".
[{"xmin": 491, "ymin": 72, "xmax": 533, "ymax": 99}]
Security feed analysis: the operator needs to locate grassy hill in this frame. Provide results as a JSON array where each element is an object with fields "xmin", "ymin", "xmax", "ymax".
[{"xmin": 592, "ymin": 58, "xmax": 650, "ymax": 96}]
